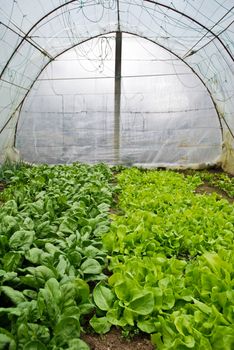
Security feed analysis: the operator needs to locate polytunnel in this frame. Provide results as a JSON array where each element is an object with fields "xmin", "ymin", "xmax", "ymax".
[{"xmin": 0, "ymin": 0, "xmax": 233, "ymax": 173}]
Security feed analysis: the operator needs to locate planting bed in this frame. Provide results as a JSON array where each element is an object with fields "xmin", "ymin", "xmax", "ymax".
[
  {"xmin": 0, "ymin": 164, "xmax": 233, "ymax": 349},
  {"xmin": 82, "ymin": 328, "xmax": 153, "ymax": 350}
]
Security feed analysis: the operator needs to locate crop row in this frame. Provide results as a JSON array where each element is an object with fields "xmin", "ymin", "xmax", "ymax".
[
  {"xmin": 0, "ymin": 163, "xmax": 114, "ymax": 349},
  {"xmin": 94, "ymin": 168, "xmax": 234, "ymax": 349},
  {"xmin": 0, "ymin": 165, "xmax": 233, "ymax": 349}
]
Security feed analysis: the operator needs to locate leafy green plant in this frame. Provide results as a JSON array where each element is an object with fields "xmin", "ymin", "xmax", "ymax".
[
  {"xmin": 1, "ymin": 164, "xmax": 233, "ymax": 349},
  {"xmin": 95, "ymin": 168, "xmax": 234, "ymax": 349},
  {"xmin": 0, "ymin": 163, "xmax": 115, "ymax": 349},
  {"xmin": 186, "ymin": 169, "xmax": 234, "ymax": 199},
  {"xmin": 0, "ymin": 160, "xmax": 30, "ymax": 184}
]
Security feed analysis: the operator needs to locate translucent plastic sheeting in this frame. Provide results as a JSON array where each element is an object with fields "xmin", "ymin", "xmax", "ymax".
[
  {"xmin": 16, "ymin": 34, "xmax": 222, "ymax": 166},
  {"xmin": 0, "ymin": 110, "xmax": 20, "ymax": 163},
  {"xmin": 0, "ymin": 0, "xmax": 233, "ymax": 168}
]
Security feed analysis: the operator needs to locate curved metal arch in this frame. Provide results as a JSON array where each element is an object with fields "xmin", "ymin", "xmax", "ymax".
[
  {"xmin": 13, "ymin": 30, "xmax": 224, "ymax": 147},
  {"xmin": 0, "ymin": 0, "xmax": 233, "ymax": 81},
  {"xmin": 143, "ymin": 0, "xmax": 233, "ymax": 61},
  {"xmin": 0, "ymin": 0, "xmax": 78, "ymax": 79}
]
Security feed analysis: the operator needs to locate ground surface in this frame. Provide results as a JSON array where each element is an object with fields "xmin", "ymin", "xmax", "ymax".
[
  {"xmin": 0, "ymin": 181, "xmax": 5, "ymax": 205},
  {"xmin": 82, "ymin": 328, "xmax": 154, "ymax": 350},
  {"xmin": 195, "ymin": 182, "xmax": 233, "ymax": 203}
]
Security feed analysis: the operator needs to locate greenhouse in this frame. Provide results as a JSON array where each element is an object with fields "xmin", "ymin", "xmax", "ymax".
[{"xmin": 0, "ymin": 1, "xmax": 233, "ymax": 349}]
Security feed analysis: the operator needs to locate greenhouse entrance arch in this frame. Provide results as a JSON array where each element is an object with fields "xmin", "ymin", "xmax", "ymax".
[{"xmin": 16, "ymin": 32, "xmax": 222, "ymax": 167}]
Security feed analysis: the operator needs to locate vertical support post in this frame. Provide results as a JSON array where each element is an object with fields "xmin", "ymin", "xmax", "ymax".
[{"xmin": 114, "ymin": 31, "xmax": 122, "ymax": 163}]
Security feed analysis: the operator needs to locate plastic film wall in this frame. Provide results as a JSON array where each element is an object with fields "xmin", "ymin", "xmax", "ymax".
[
  {"xmin": 16, "ymin": 34, "xmax": 222, "ymax": 166},
  {"xmin": 0, "ymin": 0, "xmax": 233, "ymax": 171}
]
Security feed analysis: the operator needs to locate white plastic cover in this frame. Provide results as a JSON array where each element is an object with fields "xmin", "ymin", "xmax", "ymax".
[
  {"xmin": 16, "ymin": 34, "xmax": 222, "ymax": 166},
  {"xmin": 0, "ymin": 0, "xmax": 233, "ymax": 169}
]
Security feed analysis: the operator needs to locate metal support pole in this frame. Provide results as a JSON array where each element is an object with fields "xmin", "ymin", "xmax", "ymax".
[{"xmin": 114, "ymin": 31, "xmax": 122, "ymax": 163}]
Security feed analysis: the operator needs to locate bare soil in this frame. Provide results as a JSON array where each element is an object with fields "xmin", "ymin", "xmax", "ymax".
[
  {"xmin": 109, "ymin": 207, "xmax": 125, "ymax": 215},
  {"xmin": 195, "ymin": 183, "xmax": 233, "ymax": 203},
  {"xmin": 0, "ymin": 181, "xmax": 5, "ymax": 206},
  {"xmin": 82, "ymin": 328, "xmax": 154, "ymax": 350}
]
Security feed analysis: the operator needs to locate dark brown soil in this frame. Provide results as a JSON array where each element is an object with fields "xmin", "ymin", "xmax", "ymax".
[
  {"xmin": 0, "ymin": 182, "xmax": 5, "ymax": 206},
  {"xmin": 0, "ymin": 182, "xmax": 5, "ymax": 192},
  {"xmin": 82, "ymin": 328, "xmax": 154, "ymax": 350},
  {"xmin": 109, "ymin": 207, "xmax": 125, "ymax": 215},
  {"xmin": 195, "ymin": 183, "xmax": 233, "ymax": 203}
]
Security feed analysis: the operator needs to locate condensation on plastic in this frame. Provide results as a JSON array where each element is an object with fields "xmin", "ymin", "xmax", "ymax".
[{"xmin": 0, "ymin": 0, "xmax": 233, "ymax": 170}]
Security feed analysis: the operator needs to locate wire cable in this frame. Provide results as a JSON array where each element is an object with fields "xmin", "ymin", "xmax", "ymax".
[{"xmin": 183, "ymin": 5, "xmax": 234, "ymax": 58}]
